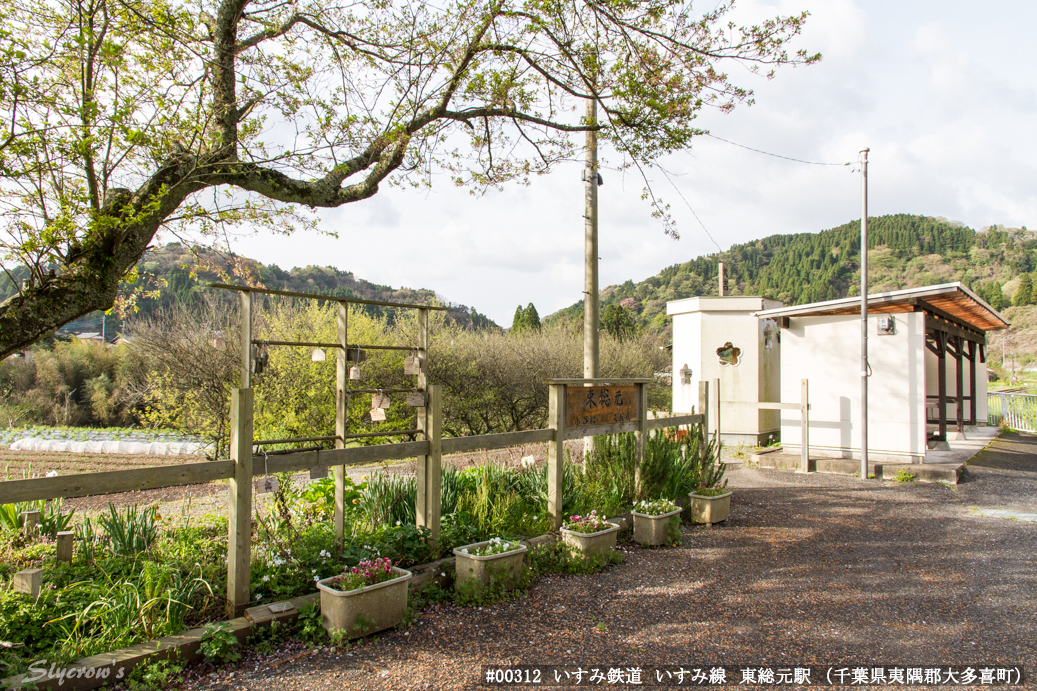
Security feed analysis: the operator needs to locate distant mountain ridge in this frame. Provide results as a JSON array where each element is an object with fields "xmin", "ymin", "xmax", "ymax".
[
  {"xmin": 547, "ymin": 214, "xmax": 1034, "ymax": 341},
  {"xmin": 1, "ymin": 243, "xmax": 498, "ymax": 337}
]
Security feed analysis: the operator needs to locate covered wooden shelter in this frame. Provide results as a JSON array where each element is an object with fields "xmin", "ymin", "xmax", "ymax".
[{"xmin": 759, "ymin": 283, "xmax": 1008, "ymax": 462}]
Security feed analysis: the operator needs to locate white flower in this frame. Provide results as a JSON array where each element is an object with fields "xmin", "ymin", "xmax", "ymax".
[
  {"xmin": 262, "ymin": 575, "xmax": 270, "ymax": 582},
  {"xmin": 460, "ymin": 548, "xmax": 468, "ymax": 554},
  {"xmin": 440, "ymin": 572, "xmax": 446, "ymax": 577},
  {"xmin": 46, "ymin": 470, "xmax": 58, "ymax": 477},
  {"xmin": 256, "ymin": 593, "xmax": 263, "ymax": 600},
  {"xmin": 314, "ymin": 575, "xmax": 320, "ymax": 582},
  {"xmin": 396, "ymin": 521, "xmax": 401, "ymax": 526}
]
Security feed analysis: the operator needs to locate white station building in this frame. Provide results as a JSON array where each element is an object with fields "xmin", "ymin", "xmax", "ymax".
[{"xmin": 668, "ymin": 283, "xmax": 1008, "ymax": 463}]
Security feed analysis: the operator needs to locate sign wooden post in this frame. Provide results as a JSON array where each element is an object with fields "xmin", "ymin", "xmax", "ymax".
[
  {"xmin": 801, "ymin": 378, "xmax": 811, "ymax": 473},
  {"xmin": 227, "ymin": 387, "xmax": 253, "ymax": 618},
  {"xmin": 634, "ymin": 383, "xmax": 647, "ymax": 497},
  {"xmin": 547, "ymin": 383, "xmax": 566, "ymax": 530},
  {"xmin": 698, "ymin": 381, "xmax": 710, "ymax": 463},
  {"xmin": 334, "ymin": 303, "xmax": 348, "ymax": 541}
]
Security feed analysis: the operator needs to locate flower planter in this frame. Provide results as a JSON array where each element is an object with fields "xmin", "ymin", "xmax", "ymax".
[
  {"xmin": 688, "ymin": 491, "xmax": 732, "ymax": 526},
  {"xmin": 453, "ymin": 540, "xmax": 527, "ymax": 590},
  {"xmin": 316, "ymin": 567, "xmax": 412, "ymax": 638},
  {"xmin": 631, "ymin": 507, "xmax": 683, "ymax": 546},
  {"xmin": 560, "ymin": 522, "xmax": 620, "ymax": 557}
]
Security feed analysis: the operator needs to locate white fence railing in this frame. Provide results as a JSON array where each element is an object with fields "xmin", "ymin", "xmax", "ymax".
[{"xmin": 987, "ymin": 391, "xmax": 1037, "ymax": 433}]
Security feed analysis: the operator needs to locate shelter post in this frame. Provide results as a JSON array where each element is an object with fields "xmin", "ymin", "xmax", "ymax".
[
  {"xmin": 953, "ymin": 336, "xmax": 964, "ymax": 433},
  {"xmin": 801, "ymin": 378, "xmax": 810, "ymax": 473},
  {"xmin": 967, "ymin": 341, "xmax": 978, "ymax": 425}
]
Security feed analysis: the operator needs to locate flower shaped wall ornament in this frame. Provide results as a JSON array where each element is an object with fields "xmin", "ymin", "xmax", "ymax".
[{"xmin": 716, "ymin": 342, "xmax": 742, "ymax": 367}]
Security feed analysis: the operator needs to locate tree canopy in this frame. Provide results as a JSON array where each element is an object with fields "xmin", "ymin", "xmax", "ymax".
[
  {"xmin": 511, "ymin": 302, "xmax": 541, "ymax": 332},
  {"xmin": 0, "ymin": 0, "xmax": 818, "ymax": 356}
]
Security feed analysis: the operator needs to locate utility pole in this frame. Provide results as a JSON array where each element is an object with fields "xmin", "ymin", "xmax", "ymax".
[
  {"xmin": 860, "ymin": 148, "xmax": 869, "ymax": 480},
  {"xmin": 584, "ymin": 98, "xmax": 599, "ymax": 381},
  {"xmin": 583, "ymin": 98, "xmax": 600, "ymax": 461},
  {"xmin": 718, "ymin": 262, "xmax": 726, "ymax": 296}
]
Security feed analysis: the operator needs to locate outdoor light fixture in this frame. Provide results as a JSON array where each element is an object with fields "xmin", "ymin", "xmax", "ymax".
[{"xmin": 311, "ymin": 348, "xmax": 326, "ymax": 362}]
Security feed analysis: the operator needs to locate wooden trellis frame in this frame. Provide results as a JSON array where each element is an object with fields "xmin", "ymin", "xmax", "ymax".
[{"xmin": 3, "ymin": 287, "xmax": 709, "ymax": 618}]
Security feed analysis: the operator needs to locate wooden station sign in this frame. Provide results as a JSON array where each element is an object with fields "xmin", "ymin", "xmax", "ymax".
[{"xmin": 565, "ymin": 385, "xmax": 638, "ymax": 428}]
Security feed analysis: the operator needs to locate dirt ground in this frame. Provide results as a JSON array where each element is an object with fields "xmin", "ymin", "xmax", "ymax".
[{"xmin": 163, "ymin": 432, "xmax": 1037, "ymax": 691}]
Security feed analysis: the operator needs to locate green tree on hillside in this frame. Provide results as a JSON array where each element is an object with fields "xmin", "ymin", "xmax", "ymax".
[
  {"xmin": 601, "ymin": 304, "xmax": 638, "ymax": 341},
  {"xmin": 511, "ymin": 303, "xmax": 541, "ymax": 333},
  {"xmin": 1013, "ymin": 275, "xmax": 1034, "ymax": 306}
]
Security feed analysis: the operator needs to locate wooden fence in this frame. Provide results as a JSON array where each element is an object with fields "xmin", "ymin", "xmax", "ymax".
[{"xmin": 2, "ymin": 379, "xmax": 708, "ymax": 617}]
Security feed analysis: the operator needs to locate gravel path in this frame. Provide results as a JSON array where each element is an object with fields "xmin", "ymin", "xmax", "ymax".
[{"xmin": 180, "ymin": 433, "xmax": 1037, "ymax": 690}]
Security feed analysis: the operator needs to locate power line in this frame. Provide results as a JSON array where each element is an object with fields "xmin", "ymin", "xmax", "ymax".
[
  {"xmin": 704, "ymin": 133, "xmax": 853, "ymax": 167},
  {"xmin": 660, "ymin": 169, "xmax": 724, "ymax": 254}
]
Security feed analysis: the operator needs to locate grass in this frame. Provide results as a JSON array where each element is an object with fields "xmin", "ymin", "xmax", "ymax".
[{"xmin": 894, "ymin": 469, "xmax": 917, "ymax": 483}]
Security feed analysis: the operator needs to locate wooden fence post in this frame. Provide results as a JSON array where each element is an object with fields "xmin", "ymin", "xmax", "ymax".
[
  {"xmin": 420, "ymin": 385, "xmax": 442, "ymax": 543},
  {"xmin": 240, "ymin": 291, "xmax": 251, "ymax": 389},
  {"xmin": 21, "ymin": 510, "xmax": 40, "ymax": 537},
  {"xmin": 547, "ymin": 383, "xmax": 566, "ymax": 530},
  {"xmin": 801, "ymin": 378, "xmax": 811, "ymax": 473},
  {"xmin": 634, "ymin": 382, "xmax": 648, "ymax": 497},
  {"xmin": 415, "ymin": 308, "xmax": 432, "ymax": 534},
  {"xmin": 227, "ymin": 387, "xmax": 253, "ymax": 618},
  {"xmin": 334, "ymin": 302, "xmax": 348, "ymax": 541},
  {"xmin": 14, "ymin": 569, "xmax": 42, "ymax": 599},
  {"xmin": 698, "ymin": 381, "xmax": 709, "ymax": 463},
  {"xmin": 56, "ymin": 531, "xmax": 74, "ymax": 562}
]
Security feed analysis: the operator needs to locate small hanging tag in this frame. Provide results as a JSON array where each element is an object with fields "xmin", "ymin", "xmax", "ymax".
[
  {"xmin": 404, "ymin": 354, "xmax": 424, "ymax": 375},
  {"xmin": 256, "ymin": 476, "xmax": 280, "ymax": 494},
  {"xmin": 309, "ymin": 465, "xmax": 327, "ymax": 480},
  {"xmin": 349, "ymin": 365, "xmax": 362, "ymax": 380},
  {"xmin": 371, "ymin": 393, "xmax": 391, "ymax": 409},
  {"xmin": 406, "ymin": 392, "xmax": 426, "ymax": 407},
  {"xmin": 370, "ymin": 407, "xmax": 387, "ymax": 421}
]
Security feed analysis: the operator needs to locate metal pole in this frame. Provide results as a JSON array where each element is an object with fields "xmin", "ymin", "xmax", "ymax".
[
  {"xmin": 584, "ymin": 97, "xmax": 599, "ymax": 380},
  {"xmin": 860, "ymin": 148, "xmax": 869, "ymax": 480}
]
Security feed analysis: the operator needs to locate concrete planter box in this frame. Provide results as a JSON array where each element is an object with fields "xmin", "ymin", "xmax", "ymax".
[
  {"xmin": 631, "ymin": 507, "xmax": 683, "ymax": 546},
  {"xmin": 453, "ymin": 541, "xmax": 527, "ymax": 589},
  {"xmin": 688, "ymin": 491, "xmax": 732, "ymax": 525},
  {"xmin": 316, "ymin": 567, "xmax": 412, "ymax": 638},
  {"xmin": 560, "ymin": 522, "xmax": 620, "ymax": 557}
]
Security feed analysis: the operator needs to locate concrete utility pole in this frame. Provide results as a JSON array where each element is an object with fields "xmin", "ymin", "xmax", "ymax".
[
  {"xmin": 860, "ymin": 148, "xmax": 870, "ymax": 480},
  {"xmin": 584, "ymin": 98, "xmax": 599, "ymax": 380}
]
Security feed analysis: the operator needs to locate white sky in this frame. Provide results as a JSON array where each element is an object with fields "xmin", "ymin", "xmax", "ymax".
[{"xmin": 234, "ymin": 0, "xmax": 1037, "ymax": 326}]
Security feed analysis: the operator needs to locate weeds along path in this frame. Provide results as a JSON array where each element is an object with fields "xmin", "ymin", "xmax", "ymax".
[{"xmin": 184, "ymin": 459, "xmax": 1037, "ymax": 691}]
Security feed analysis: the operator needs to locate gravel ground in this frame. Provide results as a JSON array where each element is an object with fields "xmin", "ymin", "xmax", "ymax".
[{"xmin": 178, "ymin": 433, "xmax": 1037, "ymax": 691}]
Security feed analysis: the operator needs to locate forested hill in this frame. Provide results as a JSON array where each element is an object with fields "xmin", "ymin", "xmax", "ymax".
[
  {"xmin": 1, "ymin": 243, "xmax": 498, "ymax": 336},
  {"xmin": 548, "ymin": 214, "xmax": 1034, "ymax": 336}
]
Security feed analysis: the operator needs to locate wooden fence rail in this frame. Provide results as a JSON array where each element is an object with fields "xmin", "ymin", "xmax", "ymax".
[{"xmin": 2, "ymin": 380, "xmax": 710, "ymax": 618}]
